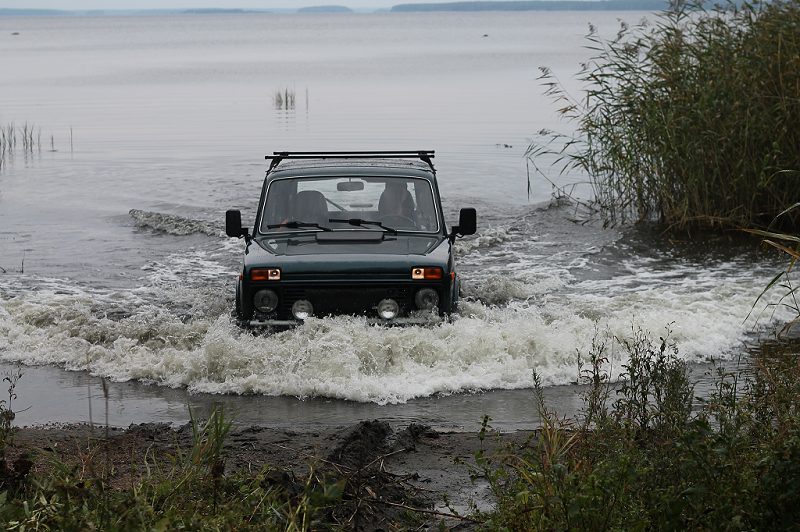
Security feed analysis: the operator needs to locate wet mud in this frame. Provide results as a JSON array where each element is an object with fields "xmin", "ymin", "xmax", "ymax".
[{"xmin": 6, "ymin": 420, "xmax": 533, "ymax": 530}]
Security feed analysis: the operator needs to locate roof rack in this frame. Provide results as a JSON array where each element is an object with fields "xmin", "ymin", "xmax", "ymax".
[{"xmin": 266, "ymin": 150, "xmax": 435, "ymax": 174}]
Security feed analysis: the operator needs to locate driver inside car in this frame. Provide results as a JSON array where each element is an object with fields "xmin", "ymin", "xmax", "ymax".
[{"xmin": 379, "ymin": 182, "xmax": 415, "ymax": 219}]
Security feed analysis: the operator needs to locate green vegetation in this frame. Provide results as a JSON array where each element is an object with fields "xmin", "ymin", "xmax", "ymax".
[
  {"xmin": 464, "ymin": 226, "xmax": 800, "ymax": 530},
  {"xmin": 459, "ymin": 208, "xmax": 800, "ymax": 531},
  {"xmin": 464, "ymin": 325, "xmax": 799, "ymax": 531},
  {"xmin": 0, "ymin": 403, "xmax": 349, "ymax": 531},
  {"xmin": 0, "ymin": 368, "xmax": 22, "ymax": 462},
  {"xmin": 529, "ymin": 0, "xmax": 800, "ymax": 231},
  {"xmin": 747, "ymin": 209, "xmax": 800, "ymax": 338}
]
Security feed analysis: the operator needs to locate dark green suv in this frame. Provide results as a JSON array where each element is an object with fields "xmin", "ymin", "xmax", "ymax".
[{"xmin": 225, "ymin": 151, "xmax": 476, "ymax": 327}]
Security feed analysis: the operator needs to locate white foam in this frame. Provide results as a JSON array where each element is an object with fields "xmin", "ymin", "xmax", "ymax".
[
  {"xmin": 129, "ymin": 209, "xmax": 224, "ymax": 237},
  {"xmin": 454, "ymin": 225, "xmax": 514, "ymax": 255},
  {"xmin": 0, "ymin": 263, "xmax": 790, "ymax": 404}
]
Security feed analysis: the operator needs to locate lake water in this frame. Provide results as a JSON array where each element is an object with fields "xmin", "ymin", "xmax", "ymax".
[{"xmin": 0, "ymin": 10, "xmax": 789, "ymax": 430}]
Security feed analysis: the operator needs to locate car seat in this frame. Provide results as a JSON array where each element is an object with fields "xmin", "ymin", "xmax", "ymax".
[{"xmin": 292, "ymin": 190, "xmax": 329, "ymax": 226}]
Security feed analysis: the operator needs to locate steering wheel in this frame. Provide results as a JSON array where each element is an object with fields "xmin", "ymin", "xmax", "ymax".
[{"xmin": 378, "ymin": 214, "xmax": 416, "ymax": 227}]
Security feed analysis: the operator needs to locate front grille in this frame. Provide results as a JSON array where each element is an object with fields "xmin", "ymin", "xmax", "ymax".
[{"xmin": 281, "ymin": 285, "xmax": 414, "ymax": 317}]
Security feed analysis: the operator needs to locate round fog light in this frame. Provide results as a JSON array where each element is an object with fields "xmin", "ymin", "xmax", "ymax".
[
  {"xmin": 414, "ymin": 288, "xmax": 440, "ymax": 310},
  {"xmin": 253, "ymin": 289, "xmax": 279, "ymax": 313},
  {"xmin": 377, "ymin": 299, "xmax": 399, "ymax": 319},
  {"xmin": 291, "ymin": 299, "xmax": 314, "ymax": 320}
]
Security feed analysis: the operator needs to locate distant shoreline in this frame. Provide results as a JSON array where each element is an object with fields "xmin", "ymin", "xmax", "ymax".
[
  {"xmin": 391, "ymin": 0, "xmax": 666, "ymax": 11},
  {"xmin": 0, "ymin": 1, "xmax": 664, "ymax": 17}
]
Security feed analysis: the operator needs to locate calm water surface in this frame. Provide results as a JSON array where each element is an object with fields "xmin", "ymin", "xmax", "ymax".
[{"xmin": 0, "ymin": 11, "xmax": 786, "ymax": 429}]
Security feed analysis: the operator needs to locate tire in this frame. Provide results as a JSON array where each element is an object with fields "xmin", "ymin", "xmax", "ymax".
[{"xmin": 236, "ymin": 278, "xmax": 254, "ymax": 322}]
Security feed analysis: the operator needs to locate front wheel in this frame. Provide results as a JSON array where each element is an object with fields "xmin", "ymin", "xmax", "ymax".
[{"xmin": 449, "ymin": 273, "xmax": 460, "ymax": 313}]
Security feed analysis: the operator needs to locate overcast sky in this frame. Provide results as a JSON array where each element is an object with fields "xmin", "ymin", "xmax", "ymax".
[{"xmin": 5, "ymin": 0, "xmax": 401, "ymax": 10}]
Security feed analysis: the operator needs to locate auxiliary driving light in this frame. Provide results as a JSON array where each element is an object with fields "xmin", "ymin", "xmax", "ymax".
[
  {"xmin": 412, "ymin": 267, "xmax": 442, "ymax": 280},
  {"xmin": 414, "ymin": 288, "xmax": 440, "ymax": 310},
  {"xmin": 291, "ymin": 299, "xmax": 314, "ymax": 320},
  {"xmin": 377, "ymin": 299, "xmax": 400, "ymax": 319},
  {"xmin": 250, "ymin": 268, "xmax": 281, "ymax": 281},
  {"xmin": 253, "ymin": 289, "xmax": 279, "ymax": 313}
]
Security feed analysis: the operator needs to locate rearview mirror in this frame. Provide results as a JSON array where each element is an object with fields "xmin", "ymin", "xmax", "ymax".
[{"xmin": 337, "ymin": 181, "xmax": 364, "ymax": 191}]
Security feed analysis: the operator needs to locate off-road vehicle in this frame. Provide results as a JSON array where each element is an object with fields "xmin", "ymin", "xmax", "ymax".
[{"xmin": 225, "ymin": 151, "xmax": 476, "ymax": 326}]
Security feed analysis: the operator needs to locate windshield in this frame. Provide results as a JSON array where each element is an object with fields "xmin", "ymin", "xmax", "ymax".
[{"xmin": 259, "ymin": 176, "xmax": 440, "ymax": 234}]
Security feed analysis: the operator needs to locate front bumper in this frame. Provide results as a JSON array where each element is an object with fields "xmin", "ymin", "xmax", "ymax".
[{"xmin": 244, "ymin": 314, "xmax": 444, "ymax": 328}]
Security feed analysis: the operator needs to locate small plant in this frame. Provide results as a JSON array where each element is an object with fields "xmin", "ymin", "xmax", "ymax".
[
  {"xmin": 612, "ymin": 325, "xmax": 694, "ymax": 438},
  {"xmin": 0, "ymin": 366, "xmax": 22, "ymax": 457},
  {"xmin": 576, "ymin": 325, "xmax": 613, "ymax": 430}
]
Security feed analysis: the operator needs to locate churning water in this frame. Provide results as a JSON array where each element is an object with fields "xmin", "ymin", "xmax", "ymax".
[{"xmin": 0, "ymin": 11, "xmax": 790, "ymax": 429}]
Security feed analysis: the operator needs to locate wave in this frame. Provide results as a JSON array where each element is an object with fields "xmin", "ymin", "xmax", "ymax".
[
  {"xmin": 129, "ymin": 209, "xmax": 224, "ymax": 237},
  {"xmin": 0, "ymin": 266, "xmax": 784, "ymax": 405},
  {"xmin": 453, "ymin": 225, "xmax": 514, "ymax": 255}
]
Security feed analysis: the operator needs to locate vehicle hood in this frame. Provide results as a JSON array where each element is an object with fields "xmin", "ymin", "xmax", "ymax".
[
  {"xmin": 255, "ymin": 232, "xmax": 443, "ymax": 255},
  {"xmin": 244, "ymin": 233, "xmax": 450, "ymax": 273}
]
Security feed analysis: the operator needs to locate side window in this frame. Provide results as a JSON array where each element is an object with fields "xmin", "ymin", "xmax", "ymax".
[
  {"xmin": 262, "ymin": 179, "xmax": 294, "ymax": 230},
  {"xmin": 411, "ymin": 181, "xmax": 438, "ymax": 231}
]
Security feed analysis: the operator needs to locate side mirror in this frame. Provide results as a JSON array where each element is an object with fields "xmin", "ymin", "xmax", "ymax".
[
  {"xmin": 226, "ymin": 209, "xmax": 249, "ymax": 240},
  {"xmin": 450, "ymin": 208, "xmax": 476, "ymax": 241}
]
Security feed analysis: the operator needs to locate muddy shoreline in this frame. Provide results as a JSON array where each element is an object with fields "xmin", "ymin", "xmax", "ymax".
[{"xmin": 7, "ymin": 420, "xmax": 534, "ymax": 530}]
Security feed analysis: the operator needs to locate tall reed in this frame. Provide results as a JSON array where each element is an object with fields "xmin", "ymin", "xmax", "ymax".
[
  {"xmin": 0, "ymin": 120, "xmax": 45, "ymax": 160},
  {"xmin": 529, "ymin": 0, "xmax": 800, "ymax": 231},
  {"xmin": 1, "ymin": 123, "xmax": 14, "ymax": 152},
  {"xmin": 273, "ymin": 87, "xmax": 296, "ymax": 110}
]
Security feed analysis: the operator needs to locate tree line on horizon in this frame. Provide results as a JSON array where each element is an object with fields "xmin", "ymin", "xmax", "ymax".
[
  {"xmin": 391, "ymin": 0, "xmax": 667, "ymax": 11},
  {"xmin": 0, "ymin": 0, "xmax": 668, "ymax": 17}
]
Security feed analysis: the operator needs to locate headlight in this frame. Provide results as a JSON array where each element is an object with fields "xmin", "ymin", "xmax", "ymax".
[
  {"xmin": 253, "ymin": 289, "xmax": 279, "ymax": 313},
  {"xmin": 377, "ymin": 299, "xmax": 399, "ymax": 319},
  {"xmin": 291, "ymin": 299, "xmax": 314, "ymax": 320},
  {"xmin": 415, "ymin": 288, "xmax": 440, "ymax": 310}
]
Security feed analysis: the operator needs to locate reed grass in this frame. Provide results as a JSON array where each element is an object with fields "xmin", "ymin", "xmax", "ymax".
[
  {"xmin": 529, "ymin": 0, "xmax": 800, "ymax": 231},
  {"xmin": 273, "ymin": 87, "xmax": 296, "ymax": 110},
  {"xmin": 0, "ymin": 121, "xmax": 48, "ymax": 163},
  {"xmin": 746, "ymin": 203, "xmax": 800, "ymax": 338},
  {"xmin": 1, "ymin": 123, "xmax": 14, "ymax": 152}
]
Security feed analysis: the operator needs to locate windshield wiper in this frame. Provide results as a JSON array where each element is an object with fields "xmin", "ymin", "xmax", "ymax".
[
  {"xmin": 266, "ymin": 221, "xmax": 332, "ymax": 231},
  {"xmin": 328, "ymin": 218, "xmax": 397, "ymax": 234}
]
